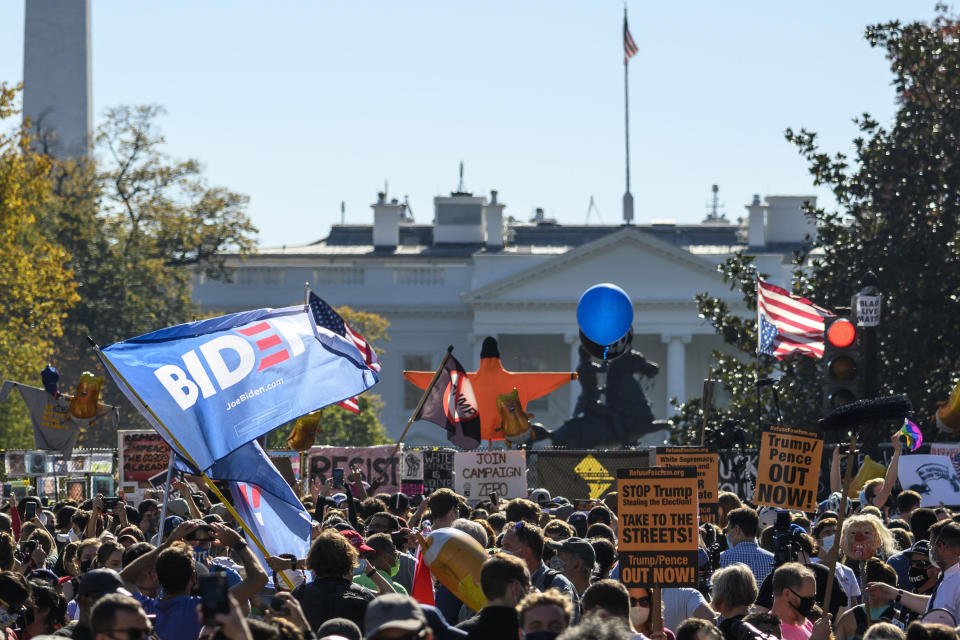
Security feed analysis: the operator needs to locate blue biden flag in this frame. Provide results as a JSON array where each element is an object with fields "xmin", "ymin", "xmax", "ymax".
[{"xmin": 98, "ymin": 305, "xmax": 378, "ymax": 472}]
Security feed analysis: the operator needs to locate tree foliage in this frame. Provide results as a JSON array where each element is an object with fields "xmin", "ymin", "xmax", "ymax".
[
  {"xmin": 0, "ymin": 84, "xmax": 80, "ymax": 446},
  {"xmin": 671, "ymin": 8, "xmax": 960, "ymax": 446},
  {"xmin": 33, "ymin": 104, "xmax": 258, "ymax": 447}
]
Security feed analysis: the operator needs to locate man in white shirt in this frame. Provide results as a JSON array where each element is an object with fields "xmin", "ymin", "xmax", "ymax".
[{"xmin": 866, "ymin": 520, "xmax": 960, "ymax": 623}]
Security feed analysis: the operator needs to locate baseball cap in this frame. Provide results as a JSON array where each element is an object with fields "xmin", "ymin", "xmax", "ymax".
[
  {"xmin": 548, "ymin": 537, "xmax": 596, "ymax": 567},
  {"xmin": 364, "ymin": 594, "xmax": 428, "ymax": 639},
  {"xmin": 340, "ymin": 530, "xmax": 375, "ymax": 555},
  {"xmin": 166, "ymin": 498, "xmax": 190, "ymax": 519},
  {"xmin": 162, "ymin": 515, "xmax": 184, "ymax": 538},
  {"xmin": 567, "ymin": 511, "xmax": 588, "ymax": 537},
  {"xmin": 530, "ymin": 488, "xmax": 551, "ymax": 505},
  {"xmin": 908, "ymin": 540, "xmax": 931, "ymax": 556},
  {"xmin": 137, "ymin": 499, "xmax": 158, "ymax": 518},
  {"xmin": 78, "ymin": 569, "xmax": 131, "ymax": 597}
]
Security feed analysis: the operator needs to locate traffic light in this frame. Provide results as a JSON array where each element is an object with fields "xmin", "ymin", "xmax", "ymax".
[{"xmin": 822, "ymin": 316, "xmax": 862, "ymax": 414}]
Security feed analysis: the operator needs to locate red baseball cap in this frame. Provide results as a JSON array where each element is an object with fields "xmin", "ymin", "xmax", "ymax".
[{"xmin": 339, "ymin": 529, "xmax": 375, "ymax": 554}]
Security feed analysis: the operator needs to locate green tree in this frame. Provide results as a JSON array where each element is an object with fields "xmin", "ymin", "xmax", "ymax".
[
  {"xmin": 0, "ymin": 84, "xmax": 80, "ymax": 446},
  {"xmin": 267, "ymin": 306, "xmax": 391, "ymax": 449},
  {"xmin": 42, "ymin": 104, "xmax": 258, "ymax": 445},
  {"xmin": 671, "ymin": 8, "xmax": 960, "ymax": 446}
]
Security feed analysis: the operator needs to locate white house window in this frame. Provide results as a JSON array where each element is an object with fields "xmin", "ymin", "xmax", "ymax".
[
  {"xmin": 403, "ymin": 355, "xmax": 432, "ymax": 409},
  {"xmin": 394, "ymin": 267, "xmax": 444, "ymax": 285},
  {"xmin": 314, "ymin": 267, "xmax": 364, "ymax": 285},
  {"xmin": 236, "ymin": 268, "xmax": 283, "ymax": 286}
]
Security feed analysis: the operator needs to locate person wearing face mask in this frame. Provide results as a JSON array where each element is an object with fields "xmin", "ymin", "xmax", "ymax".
[
  {"xmin": 866, "ymin": 520, "xmax": 960, "ymax": 624},
  {"xmin": 353, "ymin": 534, "xmax": 407, "ymax": 595},
  {"xmin": 753, "ymin": 532, "xmax": 848, "ymax": 619},
  {"xmin": 898, "ymin": 540, "xmax": 940, "ymax": 626},
  {"xmin": 76, "ymin": 542, "xmax": 100, "ymax": 579},
  {"xmin": 768, "ymin": 563, "xmax": 833, "ymax": 640},
  {"xmin": 516, "ymin": 590, "xmax": 572, "ymax": 640},
  {"xmin": 834, "ymin": 559, "xmax": 903, "ymax": 640},
  {"xmin": 546, "ymin": 538, "xmax": 594, "ymax": 596},
  {"xmin": 579, "ymin": 579, "xmax": 667, "ymax": 640},
  {"xmin": 20, "ymin": 582, "xmax": 68, "ymax": 639},
  {"xmin": 455, "ymin": 555, "xmax": 529, "ymax": 640}
]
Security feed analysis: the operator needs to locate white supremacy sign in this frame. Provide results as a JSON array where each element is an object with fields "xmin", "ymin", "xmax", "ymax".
[{"xmin": 454, "ymin": 450, "xmax": 526, "ymax": 503}]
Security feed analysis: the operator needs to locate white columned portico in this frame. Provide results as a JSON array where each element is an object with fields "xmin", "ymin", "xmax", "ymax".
[{"xmin": 661, "ymin": 334, "xmax": 691, "ymax": 414}]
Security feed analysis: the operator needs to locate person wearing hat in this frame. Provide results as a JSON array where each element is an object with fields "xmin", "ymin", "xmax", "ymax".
[
  {"xmin": 529, "ymin": 489, "xmax": 551, "ymax": 507},
  {"xmin": 363, "ymin": 594, "xmax": 432, "ymax": 640},
  {"xmin": 895, "ymin": 540, "xmax": 940, "ymax": 626},
  {"xmin": 54, "ymin": 569, "xmax": 131, "ymax": 640},
  {"xmin": 547, "ymin": 538, "xmax": 595, "ymax": 596}
]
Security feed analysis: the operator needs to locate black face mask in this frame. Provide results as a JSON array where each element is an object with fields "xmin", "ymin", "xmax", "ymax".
[
  {"xmin": 524, "ymin": 633, "xmax": 560, "ymax": 640},
  {"xmin": 79, "ymin": 558, "xmax": 92, "ymax": 574},
  {"xmin": 790, "ymin": 590, "xmax": 816, "ymax": 618},
  {"xmin": 909, "ymin": 566, "xmax": 930, "ymax": 586}
]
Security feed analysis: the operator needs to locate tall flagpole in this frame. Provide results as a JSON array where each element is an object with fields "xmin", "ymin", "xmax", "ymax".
[{"xmin": 622, "ymin": 6, "xmax": 635, "ymax": 225}]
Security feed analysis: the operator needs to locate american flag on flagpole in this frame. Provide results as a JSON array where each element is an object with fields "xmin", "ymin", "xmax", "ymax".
[
  {"xmin": 757, "ymin": 278, "xmax": 833, "ymax": 359},
  {"xmin": 624, "ymin": 14, "xmax": 638, "ymax": 64},
  {"xmin": 309, "ymin": 291, "xmax": 381, "ymax": 413}
]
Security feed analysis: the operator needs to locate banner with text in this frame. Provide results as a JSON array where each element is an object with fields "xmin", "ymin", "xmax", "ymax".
[
  {"xmin": 454, "ymin": 450, "xmax": 526, "ymax": 503},
  {"xmin": 119, "ymin": 431, "xmax": 172, "ymax": 485},
  {"xmin": 618, "ymin": 467, "xmax": 699, "ymax": 588},
  {"xmin": 307, "ymin": 445, "xmax": 399, "ymax": 493},
  {"xmin": 653, "ymin": 446, "xmax": 719, "ymax": 524},
  {"xmin": 754, "ymin": 426, "xmax": 822, "ymax": 512},
  {"xmin": 421, "ymin": 450, "xmax": 455, "ymax": 495}
]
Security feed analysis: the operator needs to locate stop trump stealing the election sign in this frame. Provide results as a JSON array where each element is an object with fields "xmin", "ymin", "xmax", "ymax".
[{"xmin": 617, "ymin": 467, "xmax": 699, "ymax": 588}]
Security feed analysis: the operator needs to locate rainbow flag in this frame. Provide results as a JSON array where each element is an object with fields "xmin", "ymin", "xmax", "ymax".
[{"xmin": 898, "ymin": 419, "xmax": 923, "ymax": 452}]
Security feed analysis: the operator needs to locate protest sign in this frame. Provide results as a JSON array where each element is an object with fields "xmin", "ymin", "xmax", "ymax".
[
  {"xmin": 931, "ymin": 443, "xmax": 960, "ymax": 458},
  {"xmin": 899, "ymin": 455, "xmax": 960, "ymax": 507},
  {"xmin": 653, "ymin": 446, "xmax": 719, "ymax": 524},
  {"xmin": 119, "ymin": 431, "xmax": 172, "ymax": 485},
  {"xmin": 618, "ymin": 467, "xmax": 699, "ymax": 588},
  {"xmin": 754, "ymin": 426, "xmax": 822, "ymax": 512},
  {"xmin": 307, "ymin": 445, "xmax": 399, "ymax": 493},
  {"xmin": 422, "ymin": 449, "xmax": 455, "ymax": 494},
  {"xmin": 454, "ymin": 450, "xmax": 526, "ymax": 503}
]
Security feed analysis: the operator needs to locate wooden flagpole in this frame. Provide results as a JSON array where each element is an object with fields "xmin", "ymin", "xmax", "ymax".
[{"xmin": 390, "ymin": 346, "xmax": 454, "ymax": 459}]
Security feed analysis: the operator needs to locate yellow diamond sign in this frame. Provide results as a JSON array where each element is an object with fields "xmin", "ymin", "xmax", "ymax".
[{"xmin": 574, "ymin": 454, "xmax": 615, "ymax": 499}]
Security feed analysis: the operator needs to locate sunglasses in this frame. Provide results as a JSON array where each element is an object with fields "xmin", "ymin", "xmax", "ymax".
[{"xmin": 630, "ymin": 597, "xmax": 651, "ymax": 608}]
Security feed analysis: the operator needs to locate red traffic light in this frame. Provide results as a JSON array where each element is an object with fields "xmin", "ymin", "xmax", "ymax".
[{"xmin": 826, "ymin": 318, "xmax": 856, "ymax": 348}]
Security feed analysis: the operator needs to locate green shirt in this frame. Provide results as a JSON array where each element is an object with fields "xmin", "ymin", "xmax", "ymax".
[{"xmin": 352, "ymin": 569, "xmax": 408, "ymax": 595}]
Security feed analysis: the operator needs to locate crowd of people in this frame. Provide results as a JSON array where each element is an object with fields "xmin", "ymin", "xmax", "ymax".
[{"xmin": 0, "ymin": 450, "xmax": 958, "ymax": 640}]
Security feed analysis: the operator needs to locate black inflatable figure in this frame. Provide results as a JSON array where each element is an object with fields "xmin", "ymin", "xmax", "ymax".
[{"xmin": 545, "ymin": 346, "xmax": 667, "ymax": 448}]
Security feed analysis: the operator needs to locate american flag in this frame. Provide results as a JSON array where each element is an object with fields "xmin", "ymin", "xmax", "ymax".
[
  {"xmin": 309, "ymin": 292, "xmax": 381, "ymax": 413},
  {"xmin": 624, "ymin": 14, "xmax": 638, "ymax": 64},
  {"xmin": 757, "ymin": 278, "xmax": 833, "ymax": 359}
]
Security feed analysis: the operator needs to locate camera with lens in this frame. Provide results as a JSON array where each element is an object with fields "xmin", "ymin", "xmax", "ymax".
[
  {"xmin": 16, "ymin": 539, "xmax": 38, "ymax": 563},
  {"xmin": 729, "ymin": 620, "xmax": 781, "ymax": 640},
  {"xmin": 772, "ymin": 509, "xmax": 804, "ymax": 566}
]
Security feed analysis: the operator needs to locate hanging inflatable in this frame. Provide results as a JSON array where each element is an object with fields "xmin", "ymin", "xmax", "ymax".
[
  {"xmin": 936, "ymin": 380, "xmax": 960, "ymax": 435},
  {"xmin": 496, "ymin": 388, "xmax": 536, "ymax": 446},
  {"xmin": 286, "ymin": 410, "xmax": 323, "ymax": 451},
  {"xmin": 68, "ymin": 372, "xmax": 105, "ymax": 423}
]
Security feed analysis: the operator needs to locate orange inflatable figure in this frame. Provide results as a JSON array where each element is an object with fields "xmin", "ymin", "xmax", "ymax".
[
  {"xmin": 416, "ymin": 528, "xmax": 488, "ymax": 611},
  {"xmin": 286, "ymin": 410, "xmax": 323, "ymax": 451},
  {"xmin": 497, "ymin": 388, "xmax": 535, "ymax": 447},
  {"xmin": 404, "ymin": 337, "xmax": 575, "ymax": 442},
  {"xmin": 68, "ymin": 372, "xmax": 104, "ymax": 422}
]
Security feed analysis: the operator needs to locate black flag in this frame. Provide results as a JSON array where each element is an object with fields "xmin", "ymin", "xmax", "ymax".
[{"xmin": 416, "ymin": 354, "xmax": 481, "ymax": 450}]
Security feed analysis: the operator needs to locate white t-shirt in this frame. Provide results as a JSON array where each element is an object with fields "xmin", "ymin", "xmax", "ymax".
[{"xmin": 812, "ymin": 556, "xmax": 860, "ymax": 605}]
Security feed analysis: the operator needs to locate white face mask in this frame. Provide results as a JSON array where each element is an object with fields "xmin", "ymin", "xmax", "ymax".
[
  {"xmin": 821, "ymin": 535, "xmax": 835, "ymax": 555},
  {"xmin": 630, "ymin": 605, "xmax": 650, "ymax": 627}
]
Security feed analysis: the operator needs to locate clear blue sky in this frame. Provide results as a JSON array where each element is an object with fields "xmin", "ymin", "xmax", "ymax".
[{"xmin": 0, "ymin": 2, "xmax": 935, "ymax": 247}]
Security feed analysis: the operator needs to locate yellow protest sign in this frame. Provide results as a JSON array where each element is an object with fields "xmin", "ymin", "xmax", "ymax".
[
  {"xmin": 618, "ymin": 467, "xmax": 699, "ymax": 588},
  {"xmin": 653, "ymin": 446, "xmax": 719, "ymax": 524},
  {"xmin": 753, "ymin": 425, "xmax": 823, "ymax": 512}
]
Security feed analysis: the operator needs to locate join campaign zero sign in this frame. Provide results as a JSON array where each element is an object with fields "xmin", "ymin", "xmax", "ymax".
[
  {"xmin": 753, "ymin": 425, "xmax": 823, "ymax": 512},
  {"xmin": 618, "ymin": 467, "xmax": 699, "ymax": 588},
  {"xmin": 453, "ymin": 450, "xmax": 526, "ymax": 503}
]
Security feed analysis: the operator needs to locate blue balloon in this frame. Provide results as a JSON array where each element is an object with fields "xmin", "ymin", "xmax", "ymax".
[{"xmin": 576, "ymin": 284, "xmax": 633, "ymax": 345}]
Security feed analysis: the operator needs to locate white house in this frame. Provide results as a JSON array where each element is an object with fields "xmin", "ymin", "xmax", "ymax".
[{"xmin": 192, "ymin": 187, "xmax": 815, "ymax": 446}]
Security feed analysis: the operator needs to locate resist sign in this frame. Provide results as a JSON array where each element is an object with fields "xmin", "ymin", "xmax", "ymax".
[
  {"xmin": 753, "ymin": 426, "xmax": 822, "ymax": 512},
  {"xmin": 618, "ymin": 467, "xmax": 699, "ymax": 588},
  {"xmin": 653, "ymin": 446, "xmax": 719, "ymax": 524}
]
